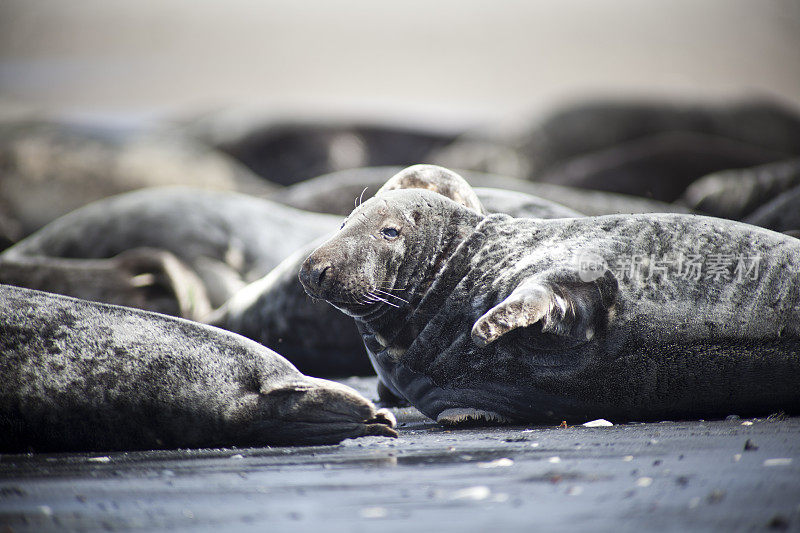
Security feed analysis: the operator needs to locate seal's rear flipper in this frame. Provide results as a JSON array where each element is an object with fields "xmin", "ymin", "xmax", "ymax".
[{"xmin": 471, "ymin": 269, "xmax": 618, "ymax": 347}]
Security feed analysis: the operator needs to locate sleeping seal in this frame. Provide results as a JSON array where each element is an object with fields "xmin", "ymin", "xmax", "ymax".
[
  {"xmin": 0, "ymin": 284, "xmax": 395, "ymax": 452},
  {"xmin": 1, "ymin": 187, "xmax": 339, "ymax": 307},
  {"xmin": 299, "ymin": 185, "xmax": 800, "ymax": 425}
]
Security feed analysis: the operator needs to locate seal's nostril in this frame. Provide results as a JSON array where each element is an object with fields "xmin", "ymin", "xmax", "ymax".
[{"xmin": 314, "ymin": 264, "xmax": 331, "ymax": 288}]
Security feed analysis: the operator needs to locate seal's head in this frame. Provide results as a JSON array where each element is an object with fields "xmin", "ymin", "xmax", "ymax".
[{"xmin": 299, "ymin": 188, "xmax": 483, "ymax": 318}]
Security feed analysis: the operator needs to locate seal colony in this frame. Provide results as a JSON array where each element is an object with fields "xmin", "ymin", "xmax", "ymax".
[
  {"xmin": 300, "ymin": 166, "xmax": 800, "ymax": 425},
  {"xmin": 0, "ymin": 284, "xmax": 395, "ymax": 452}
]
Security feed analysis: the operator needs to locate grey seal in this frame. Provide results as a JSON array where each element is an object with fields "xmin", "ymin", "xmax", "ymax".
[
  {"xmin": 534, "ymin": 131, "xmax": 786, "ymax": 202},
  {"xmin": 180, "ymin": 113, "xmax": 458, "ymax": 185},
  {"xmin": 681, "ymin": 159, "xmax": 800, "ymax": 220},
  {"xmin": 0, "ymin": 248, "xmax": 211, "ymax": 320},
  {"xmin": 432, "ymin": 99, "xmax": 800, "ymax": 186},
  {"xmin": 299, "ymin": 186, "xmax": 800, "ymax": 425},
  {"xmin": 0, "ymin": 284, "xmax": 396, "ymax": 452},
  {"xmin": 272, "ymin": 166, "xmax": 689, "ymax": 217},
  {"xmin": 0, "ymin": 119, "xmax": 273, "ymax": 237},
  {"xmin": 211, "ymin": 165, "xmax": 581, "ymax": 377},
  {"xmin": 744, "ymin": 184, "xmax": 800, "ymax": 234},
  {"xmin": 2, "ymin": 187, "xmax": 339, "ymax": 307}
]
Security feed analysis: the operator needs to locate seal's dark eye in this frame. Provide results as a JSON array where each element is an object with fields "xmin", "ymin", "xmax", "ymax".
[{"xmin": 380, "ymin": 227, "xmax": 399, "ymax": 239}]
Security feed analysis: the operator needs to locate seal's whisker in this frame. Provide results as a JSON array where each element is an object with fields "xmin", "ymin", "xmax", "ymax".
[
  {"xmin": 374, "ymin": 288, "xmax": 409, "ymax": 304},
  {"xmin": 367, "ymin": 292, "xmax": 400, "ymax": 308},
  {"xmin": 358, "ymin": 187, "xmax": 368, "ymax": 207}
]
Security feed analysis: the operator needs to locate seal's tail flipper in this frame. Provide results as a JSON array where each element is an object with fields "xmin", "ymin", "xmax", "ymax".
[{"xmin": 471, "ymin": 268, "xmax": 618, "ymax": 347}]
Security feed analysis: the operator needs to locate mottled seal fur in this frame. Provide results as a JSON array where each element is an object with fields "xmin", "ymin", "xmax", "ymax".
[
  {"xmin": 0, "ymin": 284, "xmax": 395, "ymax": 452},
  {"xmin": 2, "ymin": 187, "xmax": 339, "ymax": 307},
  {"xmin": 212, "ymin": 166, "xmax": 581, "ymax": 377},
  {"xmin": 300, "ymin": 186, "xmax": 800, "ymax": 425}
]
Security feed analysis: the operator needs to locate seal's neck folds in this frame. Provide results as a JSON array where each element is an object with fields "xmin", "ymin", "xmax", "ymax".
[{"xmin": 360, "ymin": 209, "xmax": 491, "ymax": 346}]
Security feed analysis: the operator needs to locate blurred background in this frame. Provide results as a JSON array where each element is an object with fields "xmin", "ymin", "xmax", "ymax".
[
  {"xmin": 2, "ymin": 0, "xmax": 799, "ymax": 127},
  {"xmin": 1, "ymin": 0, "xmax": 800, "ymax": 249}
]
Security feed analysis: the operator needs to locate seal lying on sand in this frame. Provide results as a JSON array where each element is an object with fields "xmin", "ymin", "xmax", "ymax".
[
  {"xmin": 0, "ymin": 284, "xmax": 395, "ymax": 452},
  {"xmin": 300, "ymin": 184, "xmax": 800, "ymax": 424},
  {"xmin": 2, "ymin": 187, "xmax": 339, "ymax": 307}
]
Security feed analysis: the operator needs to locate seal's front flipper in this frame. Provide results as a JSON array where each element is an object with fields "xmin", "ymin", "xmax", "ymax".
[{"xmin": 471, "ymin": 269, "xmax": 618, "ymax": 347}]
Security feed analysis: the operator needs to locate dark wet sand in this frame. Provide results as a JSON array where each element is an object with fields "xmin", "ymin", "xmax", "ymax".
[{"xmin": 1, "ymin": 377, "xmax": 798, "ymax": 532}]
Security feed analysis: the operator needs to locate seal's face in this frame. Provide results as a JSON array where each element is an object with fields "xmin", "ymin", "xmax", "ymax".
[{"xmin": 299, "ymin": 193, "xmax": 421, "ymax": 317}]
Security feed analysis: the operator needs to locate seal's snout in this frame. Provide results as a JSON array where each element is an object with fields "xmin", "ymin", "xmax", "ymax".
[{"xmin": 299, "ymin": 255, "xmax": 333, "ymax": 297}]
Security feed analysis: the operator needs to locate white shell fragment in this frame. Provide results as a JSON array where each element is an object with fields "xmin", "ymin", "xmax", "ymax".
[
  {"xmin": 477, "ymin": 458, "xmax": 514, "ymax": 469},
  {"xmin": 582, "ymin": 419, "xmax": 613, "ymax": 427}
]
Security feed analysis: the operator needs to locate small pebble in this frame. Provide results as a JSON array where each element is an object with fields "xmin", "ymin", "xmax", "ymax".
[
  {"xmin": 743, "ymin": 439, "xmax": 758, "ymax": 451},
  {"xmin": 622, "ymin": 455, "xmax": 634, "ymax": 462},
  {"xmin": 635, "ymin": 477, "xmax": 653, "ymax": 487},
  {"xmin": 230, "ymin": 454, "xmax": 244, "ymax": 460},
  {"xmin": 741, "ymin": 421, "xmax": 754, "ymax": 426},
  {"xmin": 766, "ymin": 514, "xmax": 790, "ymax": 531},
  {"xmin": 706, "ymin": 489, "xmax": 726, "ymax": 504},
  {"xmin": 87, "ymin": 456, "xmax": 111, "ymax": 463},
  {"xmin": 547, "ymin": 456, "xmax": 561, "ymax": 464}
]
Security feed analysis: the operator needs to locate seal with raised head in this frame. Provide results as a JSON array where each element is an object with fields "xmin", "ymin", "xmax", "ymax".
[
  {"xmin": 299, "ymin": 185, "xmax": 800, "ymax": 425},
  {"xmin": 212, "ymin": 165, "xmax": 584, "ymax": 378},
  {"xmin": 0, "ymin": 284, "xmax": 395, "ymax": 452}
]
